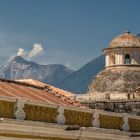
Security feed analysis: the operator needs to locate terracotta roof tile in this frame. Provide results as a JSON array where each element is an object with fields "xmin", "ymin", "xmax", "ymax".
[
  {"xmin": 0, "ymin": 79, "xmax": 86, "ymax": 108},
  {"xmin": 16, "ymin": 79, "xmax": 74, "ymax": 97}
]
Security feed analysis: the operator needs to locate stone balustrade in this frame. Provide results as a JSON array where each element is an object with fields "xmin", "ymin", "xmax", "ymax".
[{"xmin": 0, "ymin": 96, "xmax": 139, "ymax": 132}]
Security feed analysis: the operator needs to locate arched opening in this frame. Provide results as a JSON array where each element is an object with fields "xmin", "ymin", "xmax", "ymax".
[
  {"xmin": 125, "ymin": 54, "xmax": 131, "ymax": 64},
  {"xmin": 127, "ymin": 93, "xmax": 130, "ymax": 99}
]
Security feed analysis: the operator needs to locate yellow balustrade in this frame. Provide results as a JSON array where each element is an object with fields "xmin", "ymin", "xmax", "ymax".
[{"xmin": 0, "ymin": 97, "xmax": 139, "ymax": 132}]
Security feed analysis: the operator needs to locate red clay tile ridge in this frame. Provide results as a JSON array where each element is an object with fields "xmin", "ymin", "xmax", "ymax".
[{"xmin": 0, "ymin": 78, "xmax": 87, "ymax": 108}]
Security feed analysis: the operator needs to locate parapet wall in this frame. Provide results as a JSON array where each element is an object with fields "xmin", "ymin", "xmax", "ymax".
[
  {"xmin": 0, "ymin": 96, "xmax": 140, "ymax": 132},
  {"xmin": 77, "ymin": 92, "xmax": 140, "ymax": 101}
]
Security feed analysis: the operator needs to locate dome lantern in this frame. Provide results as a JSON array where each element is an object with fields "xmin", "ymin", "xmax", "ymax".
[
  {"xmin": 103, "ymin": 31, "xmax": 140, "ymax": 67},
  {"xmin": 124, "ymin": 30, "xmax": 131, "ymax": 34}
]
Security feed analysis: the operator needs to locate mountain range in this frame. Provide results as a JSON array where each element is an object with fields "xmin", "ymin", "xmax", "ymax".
[
  {"xmin": 0, "ymin": 56, "xmax": 73, "ymax": 86},
  {"xmin": 0, "ymin": 55, "xmax": 105, "ymax": 94}
]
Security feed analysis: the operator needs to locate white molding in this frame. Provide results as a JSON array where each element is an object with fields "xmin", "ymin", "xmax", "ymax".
[{"xmin": 0, "ymin": 118, "xmax": 132, "ymax": 140}]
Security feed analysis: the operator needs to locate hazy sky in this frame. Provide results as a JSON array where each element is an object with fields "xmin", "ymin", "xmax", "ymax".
[{"xmin": 0, "ymin": 0, "xmax": 140, "ymax": 70}]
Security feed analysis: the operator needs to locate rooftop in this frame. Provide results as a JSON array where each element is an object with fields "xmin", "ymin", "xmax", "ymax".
[{"xmin": 0, "ymin": 78, "xmax": 84, "ymax": 108}]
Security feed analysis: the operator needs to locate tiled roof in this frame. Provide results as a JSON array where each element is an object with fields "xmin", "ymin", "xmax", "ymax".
[
  {"xmin": 16, "ymin": 79, "xmax": 74, "ymax": 97},
  {"xmin": 0, "ymin": 79, "xmax": 85, "ymax": 108}
]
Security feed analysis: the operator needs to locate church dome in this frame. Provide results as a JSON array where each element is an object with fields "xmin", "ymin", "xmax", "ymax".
[
  {"xmin": 109, "ymin": 31, "xmax": 140, "ymax": 48},
  {"xmin": 87, "ymin": 67, "xmax": 140, "ymax": 94}
]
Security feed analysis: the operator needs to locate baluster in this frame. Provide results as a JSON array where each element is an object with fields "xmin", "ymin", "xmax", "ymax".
[
  {"xmin": 56, "ymin": 105, "xmax": 65, "ymax": 125},
  {"xmin": 92, "ymin": 109, "xmax": 100, "ymax": 128},
  {"xmin": 122, "ymin": 113, "xmax": 129, "ymax": 132},
  {"xmin": 14, "ymin": 100, "xmax": 26, "ymax": 120}
]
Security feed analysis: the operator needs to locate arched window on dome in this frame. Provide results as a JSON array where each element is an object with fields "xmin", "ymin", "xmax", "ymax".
[{"xmin": 125, "ymin": 54, "xmax": 131, "ymax": 64}]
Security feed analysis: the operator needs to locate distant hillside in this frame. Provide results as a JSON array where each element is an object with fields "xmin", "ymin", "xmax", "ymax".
[
  {"xmin": 0, "ymin": 56, "xmax": 74, "ymax": 85},
  {"xmin": 56, "ymin": 55, "xmax": 105, "ymax": 93}
]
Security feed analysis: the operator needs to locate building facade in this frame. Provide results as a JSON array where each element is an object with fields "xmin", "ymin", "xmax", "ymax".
[
  {"xmin": 74, "ymin": 31, "xmax": 140, "ymax": 115},
  {"xmin": 0, "ymin": 78, "xmax": 139, "ymax": 139}
]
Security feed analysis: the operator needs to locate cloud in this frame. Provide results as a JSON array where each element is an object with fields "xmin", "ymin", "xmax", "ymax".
[
  {"xmin": 28, "ymin": 44, "xmax": 44, "ymax": 58},
  {"xmin": 17, "ymin": 48, "xmax": 26, "ymax": 56},
  {"xmin": 15, "ymin": 44, "xmax": 44, "ymax": 59}
]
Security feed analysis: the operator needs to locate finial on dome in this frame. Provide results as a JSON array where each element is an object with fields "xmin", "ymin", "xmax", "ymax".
[{"xmin": 124, "ymin": 30, "xmax": 131, "ymax": 34}]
